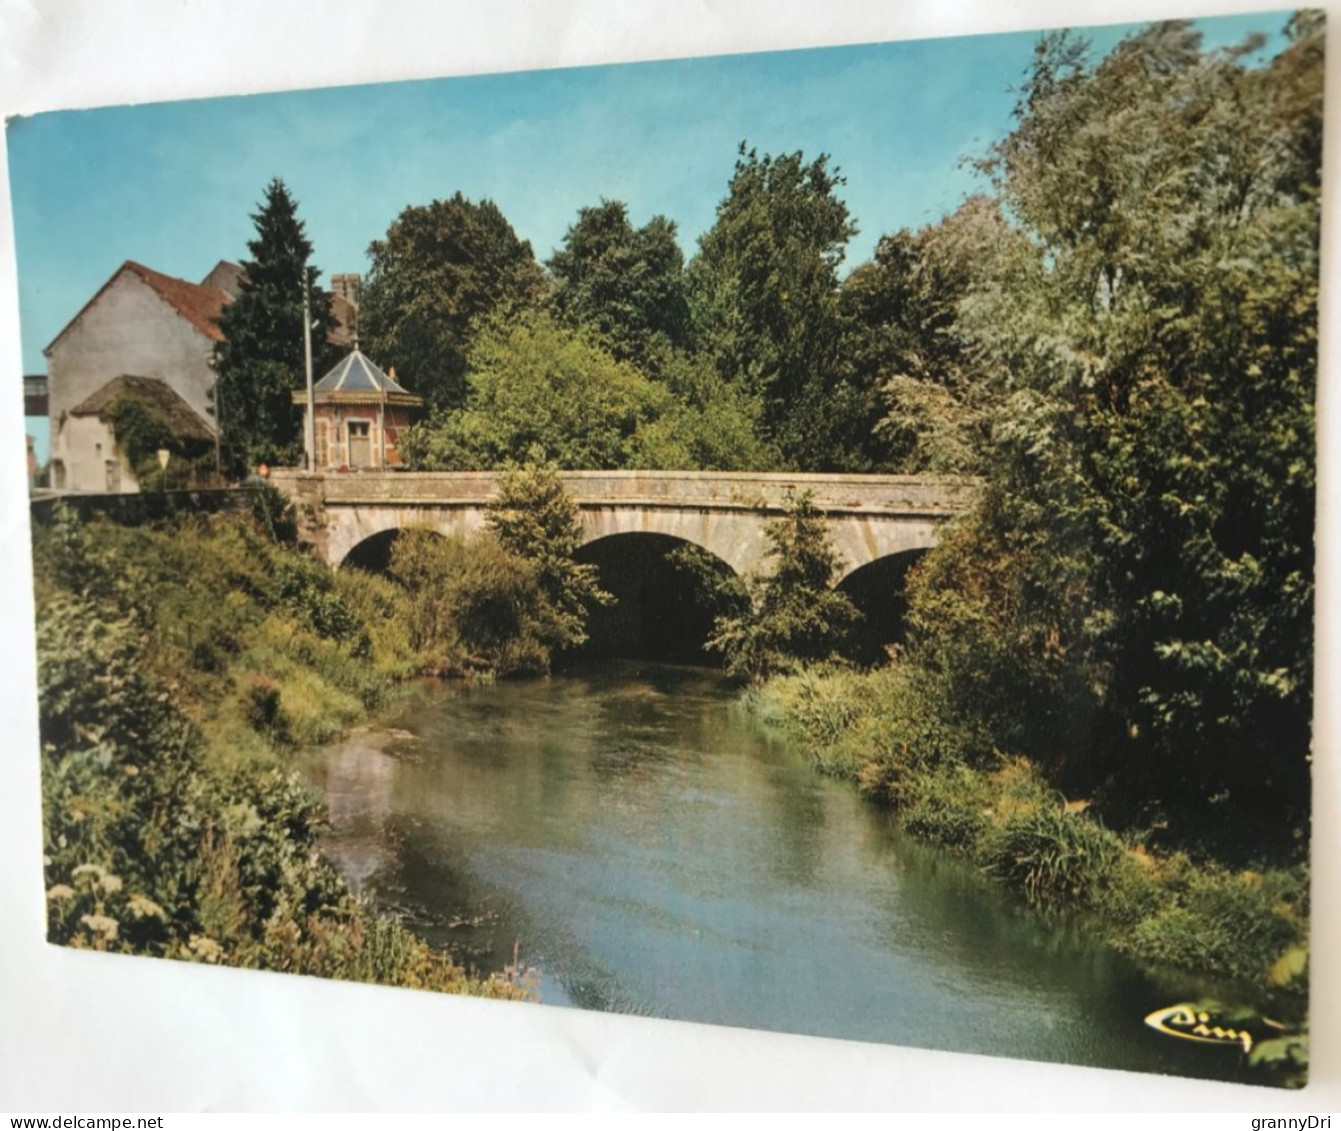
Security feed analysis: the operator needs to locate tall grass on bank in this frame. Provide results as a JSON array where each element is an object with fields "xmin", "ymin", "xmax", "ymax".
[
  {"xmin": 32, "ymin": 502, "xmax": 532, "ymax": 998},
  {"xmin": 751, "ymin": 664, "xmax": 1310, "ymax": 995}
]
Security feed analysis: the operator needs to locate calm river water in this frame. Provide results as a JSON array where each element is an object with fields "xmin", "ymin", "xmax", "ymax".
[{"xmin": 303, "ymin": 660, "xmax": 1265, "ymax": 1083}]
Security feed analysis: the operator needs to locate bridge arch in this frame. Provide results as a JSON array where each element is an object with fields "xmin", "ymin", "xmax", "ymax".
[
  {"xmin": 342, "ymin": 526, "xmax": 419, "ymax": 572},
  {"xmin": 276, "ymin": 469, "xmax": 975, "ymax": 577},
  {"xmin": 575, "ymin": 506, "xmax": 770, "ymax": 578},
  {"xmin": 836, "ymin": 547, "xmax": 930, "ymax": 661},
  {"xmin": 574, "ymin": 532, "xmax": 747, "ymax": 663},
  {"xmin": 829, "ymin": 520, "xmax": 941, "ymax": 585},
  {"xmin": 329, "ymin": 507, "xmax": 488, "ymax": 567}
]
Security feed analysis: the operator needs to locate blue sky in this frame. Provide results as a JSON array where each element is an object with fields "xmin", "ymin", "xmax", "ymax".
[{"xmin": 8, "ymin": 10, "xmax": 1291, "ymax": 396}]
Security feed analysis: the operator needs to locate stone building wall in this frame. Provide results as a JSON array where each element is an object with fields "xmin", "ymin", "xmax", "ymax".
[
  {"xmin": 47, "ymin": 269, "xmax": 218, "ymax": 428},
  {"xmin": 51, "ymin": 413, "xmax": 139, "ymax": 494},
  {"xmin": 47, "ymin": 267, "xmax": 220, "ymax": 493}
]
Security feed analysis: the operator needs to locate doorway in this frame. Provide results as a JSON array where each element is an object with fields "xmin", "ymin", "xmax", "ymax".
[{"xmin": 347, "ymin": 420, "xmax": 372, "ymax": 468}]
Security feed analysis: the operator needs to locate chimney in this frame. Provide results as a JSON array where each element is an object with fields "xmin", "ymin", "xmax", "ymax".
[{"xmin": 331, "ymin": 273, "xmax": 361, "ymax": 310}]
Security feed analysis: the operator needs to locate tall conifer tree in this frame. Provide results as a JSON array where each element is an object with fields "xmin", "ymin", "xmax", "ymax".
[{"xmin": 213, "ymin": 178, "xmax": 337, "ymax": 476}]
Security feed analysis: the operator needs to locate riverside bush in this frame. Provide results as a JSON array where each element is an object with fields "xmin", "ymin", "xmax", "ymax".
[
  {"xmin": 486, "ymin": 461, "xmax": 612, "ymax": 655},
  {"xmin": 981, "ymin": 806, "xmax": 1124, "ymax": 911},
  {"xmin": 901, "ymin": 763, "xmax": 992, "ymax": 851},
  {"xmin": 1126, "ymin": 868, "xmax": 1306, "ymax": 985},
  {"xmin": 708, "ymin": 493, "xmax": 863, "ymax": 679},
  {"xmin": 753, "ymin": 667, "xmax": 874, "ymax": 776},
  {"xmin": 757, "ymin": 663, "xmax": 986, "ymax": 806},
  {"xmin": 274, "ymin": 559, "xmax": 362, "ymax": 644},
  {"xmin": 32, "ymin": 504, "xmax": 533, "ymax": 999},
  {"xmin": 387, "ymin": 527, "xmax": 551, "ymax": 676},
  {"xmin": 753, "ymin": 660, "xmax": 1309, "ymax": 992}
]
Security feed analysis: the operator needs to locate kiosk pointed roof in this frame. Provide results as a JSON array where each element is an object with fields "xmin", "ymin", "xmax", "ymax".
[
  {"xmin": 305, "ymin": 349, "xmax": 422, "ymax": 406},
  {"xmin": 314, "ymin": 349, "xmax": 411, "ymax": 395}
]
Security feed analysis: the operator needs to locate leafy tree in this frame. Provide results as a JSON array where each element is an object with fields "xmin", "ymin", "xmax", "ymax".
[
  {"xmin": 212, "ymin": 179, "xmax": 338, "ymax": 476},
  {"xmin": 486, "ymin": 462, "xmax": 612, "ymax": 654},
  {"xmin": 708, "ymin": 492, "xmax": 862, "ymax": 678},
  {"xmin": 629, "ymin": 350, "xmax": 778, "ymax": 471},
  {"xmin": 359, "ymin": 193, "xmax": 546, "ymax": 411},
  {"xmin": 401, "ymin": 313, "xmax": 671, "ymax": 470},
  {"xmin": 546, "ymin": 199, "xmax": 692, "ymax": 372},
  {"xmin": 843, "ymin": 196, "xmax": 1037, "ymax": 473},
  {"xmin": 402, "ymin": 312, "xmax": 778, "ymax": 473},
  {"xmin": 690, "ymin": 145, "xmax": 865, "ymax": 470},
  {"xmin": 909, "ymin": 17, "xmax": 1320, "ymax": 836}
]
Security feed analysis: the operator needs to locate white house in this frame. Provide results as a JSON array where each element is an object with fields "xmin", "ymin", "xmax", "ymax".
[
  {"xmin": 43, "ymin": 257, "xmax": 362, "ymax": 493},
  {"xmin": 45, "ymin": 260, "xmax": 234, "ymax": 492},
  {"xmin": 64, "ymin": 374, "xmax": 216, "ymax": 493}
]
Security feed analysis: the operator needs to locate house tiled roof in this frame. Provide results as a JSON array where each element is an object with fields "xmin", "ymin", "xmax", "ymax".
[
  {"xmin": 123, "ymin": 261, "xmax": 230, "ymax": 342},
  {"xmin": 45, "ymin": 260, "xmax": 231, "ymax": 355},
  {"xmin": 70, "ymin": 374, "xmax": 215, "ymax": 442}
]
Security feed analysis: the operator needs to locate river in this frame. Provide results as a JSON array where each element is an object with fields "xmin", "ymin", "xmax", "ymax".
[{"xmin": 303, "ymin": 659, "xmax": 1266, "ymax": 1084}]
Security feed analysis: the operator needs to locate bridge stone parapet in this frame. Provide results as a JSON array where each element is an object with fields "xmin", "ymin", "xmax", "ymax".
[{"xmin": 268, "ymin": 469, "xmax": 976, "ymax": 579}]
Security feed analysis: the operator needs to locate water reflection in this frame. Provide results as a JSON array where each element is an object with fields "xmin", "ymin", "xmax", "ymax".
[
  {"xmin": 306, "ymin": 660, "xmax": 1263, "ymax": 1084},
  {"xmin": 306, "ymin": 733, "xmax": 398, "ymax": 891}
]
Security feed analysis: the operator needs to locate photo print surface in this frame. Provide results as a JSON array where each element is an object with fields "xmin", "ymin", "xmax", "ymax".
[{"xmin": 7, "ymin": 8, "xmax": 1319, "ymax": 1090}]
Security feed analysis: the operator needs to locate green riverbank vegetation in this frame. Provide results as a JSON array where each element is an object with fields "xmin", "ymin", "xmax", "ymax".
[
  {"xmin": 750, "ymin": 663, "xmax": 1309, "ymax": 992},
  {"xmin": 714, "ymin": 485, "xmax": 1310, "ymax": 1083},
  {"xmin": 696, "ymin": 20, "xmax": 1320, "ymax": 1085},
  {"xmin": 31, "ymin": 468, "xmax": 602, "ymax": 995},
  {"xmin": 711, "ymin": 488, "xmax": 1309, "ymax": 989}
]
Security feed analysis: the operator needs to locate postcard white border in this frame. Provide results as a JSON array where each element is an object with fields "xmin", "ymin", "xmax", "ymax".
[{"xmin": 0, "ymin": 0, "xmax": 1336, "ymax": 1112}]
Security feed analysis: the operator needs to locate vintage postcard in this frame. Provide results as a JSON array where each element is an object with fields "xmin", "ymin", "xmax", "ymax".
[{"xmin": 4, "ymin": 4, "xmax": 1320, "ymax": 1102}]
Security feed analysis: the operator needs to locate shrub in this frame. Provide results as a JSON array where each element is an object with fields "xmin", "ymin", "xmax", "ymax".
[
  {"xmin": 274, "ymin": 559, "xmax": 360, "ymax": 642},
  {"xmin": 387, "ymin": 527, "xmax": 551, "ymax": 675},
  {"xmin": 1126, "ymin": 868, "xmax": 1305, "ymax": 984},
  {"xmin": 244, "ymin": 675, "xmax": 286, "ymax": 739},
  {"xmin": 331, "ymin": 569, "xmax": 420, "ymax": 681},
  {"xmin": 486, "ymin": 461, "xmax": 612, "ymax": 654},
  {"xmin": 902, "ymin": 763, "xmax": 992, "ymax": 851},
  {"xmin": 246, "ymin": 483, "xmax": 298, "ymax": 544},
  {"xmin": 708, "ymin": 492, "xmax": 863, "ymax": 679},
  {"xmin": 981, "ymin": 805, "xmax": 1124, "ymax": 911}
]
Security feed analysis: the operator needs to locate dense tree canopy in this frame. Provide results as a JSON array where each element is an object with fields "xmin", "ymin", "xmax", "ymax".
[
  {"xmin": 212, "ymin": 179, "xmax": 338, "ymax": 476},
  {"xmin": 401, "ymin": 314, "xmax": 669, "ymax": 470},
  {"xmin": 358, "ymin": 193, "xmax": 546, "ymax": 411},
  {"xmin": 401, "ymin": 313, "xmax": 775, "ymax": 473},
  {"xmin": 843, "ymin": 196, "xmax": 1035, "ymax": 473},
  {"xmin": 907, "ymin": 16, "xmax": 1320, "ymax": 836},
  {"xmin": 546, "ymin": 200, "xmax": 692, "ymax": 371}
]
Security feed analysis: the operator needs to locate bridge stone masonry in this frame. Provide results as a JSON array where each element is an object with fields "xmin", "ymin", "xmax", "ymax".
[{"xmin": 269, "ymin": 469, "xmax": 977, "ymax": 581}]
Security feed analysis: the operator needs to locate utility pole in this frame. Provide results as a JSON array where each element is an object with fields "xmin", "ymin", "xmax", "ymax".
[
  {"xmin": 303, "ymin": 274, "xmax": 315, "ymax": 472},
  {"xmin": 212, "ymin": 376, "xmax": 222, "ymax": 482}
]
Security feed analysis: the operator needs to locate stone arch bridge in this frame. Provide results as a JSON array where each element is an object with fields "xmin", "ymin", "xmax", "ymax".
[{"xmin": 269, "ymin": 469, "xmax": 976, "ymax": 581}]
